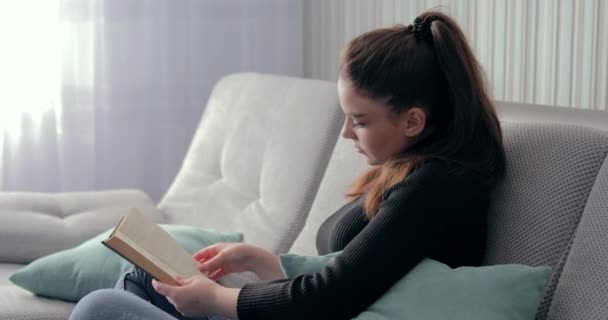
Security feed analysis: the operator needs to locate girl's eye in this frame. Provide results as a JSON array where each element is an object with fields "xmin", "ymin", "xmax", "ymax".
[{"xmin": 351, "ymin": 122, "xmax": 365, "ymax": 128}]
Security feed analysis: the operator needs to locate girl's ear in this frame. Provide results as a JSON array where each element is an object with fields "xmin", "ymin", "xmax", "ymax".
[{"xmin": 400, "ymin": 107, "xmax": 426, "ymax": 137}]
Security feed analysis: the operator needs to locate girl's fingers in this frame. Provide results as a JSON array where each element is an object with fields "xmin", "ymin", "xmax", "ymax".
[
  {"xmin": 197, "ymin": 255, "xmax": 224, "ymax": 272},
  {"xmin": 209, "ymin": 267, "xmax": 224, "ymax": 281},
  {"xmin": 152, "ymin": 279, "xmax": 174, "ymax": 296},
  {"xmin": 193, "ymin": 250, "xmax": 211, "ymax": 261},
  {"xmin": 177, "ymin": 276, "xmax": 194, "ymax": 286},
  {"xmin": 193, "ymin": 245, "xmax": 220, "ymax": 261}
]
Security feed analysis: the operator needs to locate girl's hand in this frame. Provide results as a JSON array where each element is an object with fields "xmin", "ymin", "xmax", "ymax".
[
  {"xmin": 194, "ymin": 243, "xmax": 284, "ymax": 281},
  {"xmin": 152, "ymin": 275, "xmax": 241, "ymax": 319},
  {"xmin": 193, "ymin": 243, "xmax": 258, "ymax": 280},
  {"xmin": 152, "ymin": 275, "xmax": 219, "ymax": 317}
]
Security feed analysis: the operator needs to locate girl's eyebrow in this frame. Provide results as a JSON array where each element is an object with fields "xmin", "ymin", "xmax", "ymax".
[{"xmin": 347, "ymin": 112, "xmax": 368, "ymax": 118}]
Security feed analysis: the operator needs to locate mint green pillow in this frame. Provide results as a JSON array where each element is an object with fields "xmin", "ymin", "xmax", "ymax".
[
  {"xmin": 279, "ymin": 252, "xmax": 552, "ymax": 320},
  {"xmin": 278, "ymin": 251, "xmax": 341, "ymax": 278},
  {"xmin": 9, "ymin": 225, "xmax": 243, "ymax": 302}
]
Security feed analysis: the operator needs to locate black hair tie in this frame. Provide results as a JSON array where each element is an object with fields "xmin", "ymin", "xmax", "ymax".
[{"xmin": 408, "ymin": 16, "xmax": 437, "ymax": 40}]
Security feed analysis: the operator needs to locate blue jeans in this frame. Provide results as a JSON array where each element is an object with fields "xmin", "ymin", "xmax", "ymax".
[{"xmin": 69, "ymin": 266, "xmax": 229, "ymax": 320}]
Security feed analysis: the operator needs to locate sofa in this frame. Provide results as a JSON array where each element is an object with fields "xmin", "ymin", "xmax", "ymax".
[{"xmin": 1, "ymin": 73, "xmax": 607, "ymax": 320}]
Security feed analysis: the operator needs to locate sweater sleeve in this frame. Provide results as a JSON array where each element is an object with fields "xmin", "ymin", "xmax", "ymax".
[{"xmin": 236, "ymin": 162, "xmax": 481, "ymax": 320}]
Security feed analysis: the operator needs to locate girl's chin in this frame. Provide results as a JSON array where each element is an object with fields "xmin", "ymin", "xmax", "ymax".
[
  {"xmin": 362, "ymin": 156, "xmax": 379, "ymax": 165},
  {"xmin": 356, "ymin": 150, "xmax": 379, "ymax": 165}
]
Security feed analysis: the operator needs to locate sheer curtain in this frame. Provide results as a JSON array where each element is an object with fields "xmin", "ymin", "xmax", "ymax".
[
  {"xmin": 0, "ymin": 1, "xmax": 63, "ymax": 193},
  {"xmin": 0, "ymin": 0, "xmax": 304, "ymax": 201}
]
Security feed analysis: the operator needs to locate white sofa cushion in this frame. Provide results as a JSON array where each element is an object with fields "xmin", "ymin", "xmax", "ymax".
[
  {"xmin": 0, "ymin": 282, "xmax": 74, "ymax": 320},
  {"xmin": 159, "ymin": 73, "xmax": 342, "ymax": 254},
  {"xmin": 0, "ymin": 189, "xmax": 162, "ymax": 264},
  {"xmin": 0, "ymin": 263, "xmax": 22, "ymax": 286},
  {"xmin": 1, "ymin": 263, "xmax": 75, "ymax": 320},
  {"xmin": 1, "ymin": 262, "xmax": 75, "ymax": 320}
]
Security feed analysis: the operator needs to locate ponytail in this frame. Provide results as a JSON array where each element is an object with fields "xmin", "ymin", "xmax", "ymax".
[{"xmin": 427, "ymin": 12, "xmax": 505, "ymax": 185}]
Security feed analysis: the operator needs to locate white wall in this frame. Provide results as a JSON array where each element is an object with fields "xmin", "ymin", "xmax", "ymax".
[{"xmin": 304, "ymin": 0, "xmax": 608, "ymax": 111}]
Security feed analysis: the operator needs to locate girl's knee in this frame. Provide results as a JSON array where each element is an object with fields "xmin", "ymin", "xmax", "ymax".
[
  {"xmin": 70, "ymin": 288, "xmax": 178, "ymax": 320},
  {"xmin": 69, "ymin": 289, "xmax": 136, "ymax": 320}
]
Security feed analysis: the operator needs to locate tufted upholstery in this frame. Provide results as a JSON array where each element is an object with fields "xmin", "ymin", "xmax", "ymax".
[
  {"xmin": 0, "ymin": 189, "xmax": 162, "ymax": 319},
  {"xmin": 0, "ymin": 190, "xmax": 162, "ymax": 264},
  {"xmin": 158, "ymin": 73, "xmax": 342, "ymax": 255}
]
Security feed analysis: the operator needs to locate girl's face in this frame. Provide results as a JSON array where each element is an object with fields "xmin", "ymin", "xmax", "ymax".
[{"xmin": 337, "ymin": 77, "xmax": 425, "ymax": 166}]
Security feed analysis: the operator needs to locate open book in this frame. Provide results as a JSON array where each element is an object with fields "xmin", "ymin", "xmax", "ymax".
[{"xmin": 102, "ymin": 209, "xmax": 203, "ymax": 286}]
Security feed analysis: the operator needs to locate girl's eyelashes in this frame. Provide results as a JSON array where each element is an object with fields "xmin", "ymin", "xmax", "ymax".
[{"xmin": 351, "ymin": 121, "xmax": 365, "ymax": 128}]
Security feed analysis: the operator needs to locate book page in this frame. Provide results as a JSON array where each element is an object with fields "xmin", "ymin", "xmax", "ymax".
[{"xmin": 115, "ymin": 209, "xmax": 201, "ymax": 280}]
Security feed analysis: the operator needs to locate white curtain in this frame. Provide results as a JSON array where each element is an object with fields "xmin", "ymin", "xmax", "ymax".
[
  {"xmin": 0, "ymin": 1, "xmax": 62, "ymax": 193},
  {"xmin": 0, "ymin": 0, "xmax": 304, "ymax": 201}
]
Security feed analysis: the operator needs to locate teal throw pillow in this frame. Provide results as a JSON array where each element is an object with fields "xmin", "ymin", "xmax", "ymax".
[
  {"xmin": 278, "ymin": 251, "xmax": 341, "ymax": 278},
  {"xmin": 9, "ymin": 225, "xmax": 243, "ymax": 302},
  {"xmin": 279, "ymin": 252, "xmax": 551, "ymax": 320}
]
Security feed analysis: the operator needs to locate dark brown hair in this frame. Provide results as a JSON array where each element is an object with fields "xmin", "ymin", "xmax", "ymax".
[{"xmin": 340, "ymin": 11, "xmax": 506, "ymax": 218}]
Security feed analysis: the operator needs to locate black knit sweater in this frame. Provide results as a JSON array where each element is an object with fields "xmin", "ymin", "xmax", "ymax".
[{"xmin": 236, "ymin": 159, "xmax": 490, "ymax": 320}]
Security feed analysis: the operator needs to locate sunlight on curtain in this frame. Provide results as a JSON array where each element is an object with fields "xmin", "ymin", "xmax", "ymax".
[
  {"xmin": 0, "ymin": 0, "xmax": 303, "ymax": 198},
  {"xmin": 0, "ymin": 1, "xmax": 62, "ymax": 137}
]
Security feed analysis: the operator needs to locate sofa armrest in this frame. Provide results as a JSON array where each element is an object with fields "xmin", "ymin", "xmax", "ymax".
[{"xmin": 0, "ymin": 189, "xmax": 165, "ymax": 264}]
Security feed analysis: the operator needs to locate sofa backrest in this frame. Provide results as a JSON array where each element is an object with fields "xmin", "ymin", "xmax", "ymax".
[
  {"xmin": 496, "ymin": 100, "xmax": 608, "ymax": 131},
  {"xmin": 482, "ymin": 122, "xmax": 608, "ymax": 320},
  {"xmin": 492, "ymin": 101, "xmax": 608, "ymax": 320},
  {"xmin": 483, "ymin": 122, "xmax": 608, "ymax": 264},
  {"xmin": 159, "ymin": 73, "xmax": 342, "ymax": 254},
  {"xmin": 545, "ymin": 156, "xmax": 608, "ymax": 319}
]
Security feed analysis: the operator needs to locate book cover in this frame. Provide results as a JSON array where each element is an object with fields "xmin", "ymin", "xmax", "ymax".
[{"xmin": 102, "ymin": 208, "xmax": 202, "ymax": 286}]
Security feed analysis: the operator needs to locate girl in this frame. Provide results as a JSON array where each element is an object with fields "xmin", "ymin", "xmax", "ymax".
[{"xmin": 70, "ymin": 10, "xmax": 505, "ymax": 320}]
